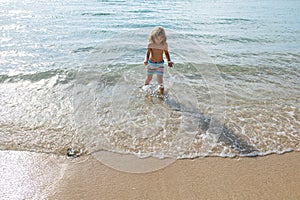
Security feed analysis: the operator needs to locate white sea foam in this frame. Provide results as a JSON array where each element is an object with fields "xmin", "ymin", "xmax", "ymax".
[{"xmin": 0, "ymin": 0, "xmax": 299, "ymax": 169}]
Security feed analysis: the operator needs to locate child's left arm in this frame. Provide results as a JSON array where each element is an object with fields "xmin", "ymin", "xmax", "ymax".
[
  {"xmin": 164, "ymin": 50, "xmax": 173, "ymax": 67},
  {"xmin": 164, "ymin": 43, "xmax": 173, "ymax": 67}
]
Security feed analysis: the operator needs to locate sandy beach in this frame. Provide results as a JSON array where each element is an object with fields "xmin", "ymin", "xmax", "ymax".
[
  {"xmin": 1, "ymin": 150, "xmax": 299, "ymax": 200},
  {"xmin": 1, "ymin": 1, "xmax": 300, "ymax": 199}
]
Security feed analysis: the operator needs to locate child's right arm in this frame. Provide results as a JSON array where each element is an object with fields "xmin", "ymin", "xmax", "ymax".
[{"xmin": 144, "ymin": 47, "xmax": 151, "ymax": 65}]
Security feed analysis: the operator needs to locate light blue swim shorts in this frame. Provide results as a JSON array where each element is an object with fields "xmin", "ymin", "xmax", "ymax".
[{"xmin": 146, "ymin": 60, "xmax": 164, "ymax": 75}]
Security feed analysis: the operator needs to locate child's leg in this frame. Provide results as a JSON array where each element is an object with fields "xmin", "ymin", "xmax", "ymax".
[
  {"xmin": 157, "ymin": 75, "xmax": 164, "ymax": 95},
  {"xmin": 145, "ymin": 74, "xmax": 153, "ymax": 85},
  {"xmin": 157, "ymin": 74, "xmax": 163, "ymax": 85}
]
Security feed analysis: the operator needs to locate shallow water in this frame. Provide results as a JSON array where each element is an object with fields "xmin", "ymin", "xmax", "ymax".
[{"xmin": 0, "ymin": 0, "xmax": 299, "ymax": 158}]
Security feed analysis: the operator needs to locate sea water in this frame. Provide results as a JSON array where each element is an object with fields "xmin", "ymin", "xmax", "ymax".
[{"xmin": 0, "ymin": 0, "xmax": 299, "ymax": 158}]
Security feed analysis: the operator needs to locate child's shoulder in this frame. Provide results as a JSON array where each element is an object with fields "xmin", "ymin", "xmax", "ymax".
[
  {"xmin": 148, "ymin": 42, "xmax": 168, "ymax": 50},
  {"xmin": 161, "ymin": 43, "xmax": 168, "ymax": 51},
  {"xmin": 164, "ymin": 42, "xmax": 168, "ymax": 49}
]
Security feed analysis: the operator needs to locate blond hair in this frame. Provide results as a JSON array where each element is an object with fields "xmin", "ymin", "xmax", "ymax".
[{"xmin": 148, "ymin": 26, "xmax": 167, "ymax": 45}]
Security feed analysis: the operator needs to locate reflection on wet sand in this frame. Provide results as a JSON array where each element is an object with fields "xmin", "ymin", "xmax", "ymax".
[{"xmin": 0, "ymin": 151, "xmax": 68, "ymax": 199}]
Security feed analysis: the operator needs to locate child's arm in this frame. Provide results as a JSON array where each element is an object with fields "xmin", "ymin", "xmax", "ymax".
[
  {"xmin": 164, "ymin": 49, "xmax": 173, "ymax": 67},
  {"xmin": 144, "ymin": 47, "xmax": 151, "ymax": 65}
]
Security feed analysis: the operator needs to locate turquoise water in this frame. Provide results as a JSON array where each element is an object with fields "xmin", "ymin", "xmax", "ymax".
[{"xmin": 0, "ymin": 0, "xmax": 299, "ymax": 158}]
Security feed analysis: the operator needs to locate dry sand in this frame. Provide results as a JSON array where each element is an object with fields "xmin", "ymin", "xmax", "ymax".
[{"xmin": 1, "ymin": 150, "xmax": 299, "ymax": 200}]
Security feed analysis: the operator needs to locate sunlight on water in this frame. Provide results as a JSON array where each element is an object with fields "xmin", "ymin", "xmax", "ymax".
[{"xmin": 0, "ymin": 0, "xmax": 299, "ymax": 161}]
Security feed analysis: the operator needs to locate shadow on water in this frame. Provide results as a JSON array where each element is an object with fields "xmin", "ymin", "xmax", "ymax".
[
  {"xmin": 219, "ymin": 126, "xmax": 258, "ymax": 156},
  {"xmin": 164, "ymin": 95, "xmax": 258, "ymax": 157},
  {"xmin": 73, "ymin": 66, "xmax": 258, "ymax": 158}
]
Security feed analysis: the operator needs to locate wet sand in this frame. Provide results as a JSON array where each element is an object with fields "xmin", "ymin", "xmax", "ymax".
[{"xmin": 0, "ymin": 151, "xmax": 299, "ymax": 200}]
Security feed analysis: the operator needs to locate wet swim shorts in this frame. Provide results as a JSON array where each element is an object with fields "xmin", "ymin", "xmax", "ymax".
[{"xmin": 146, "ymin": 60, "xmax": 164, "ymax": 75}]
